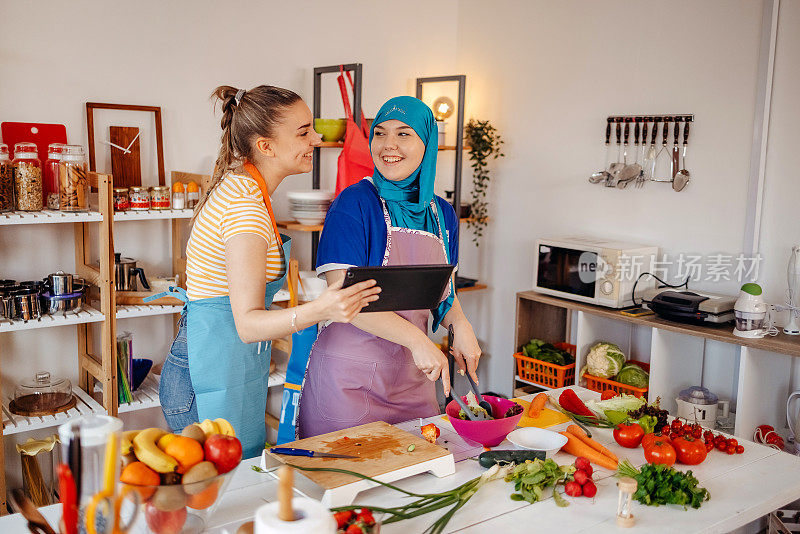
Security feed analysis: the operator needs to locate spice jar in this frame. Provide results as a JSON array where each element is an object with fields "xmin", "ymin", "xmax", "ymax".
[
  {"xmin": 171, "ymin": 182, "xmax": 186, "ymax": 210},
  {"xmin": 113, "ymin": 188, "xmax": 130, "ymax": 212},
  {"xmin": 44, "ymin": 143, "xmax": 64, "ymax": 210},
  {"xmin": 129, "ymin": 186, "xmax": 150, "ymax": 210},
  {"xmin": 13, "ymin": 142, "xmax": 43, "ymax": 211},
  {"xmin": 0, "ymin": 144, "xmax": 13, "ymax": 212},
  {"xmin": 150, "ymin": 185, "xmax": 170, "ymax": 210},
  {"xmin": 58, "ymin": 145, "xmax": 89, "ymax": 212},
  {"xmin": 186, "ymin": 181, "xmax": 200, "ymax": 208}
]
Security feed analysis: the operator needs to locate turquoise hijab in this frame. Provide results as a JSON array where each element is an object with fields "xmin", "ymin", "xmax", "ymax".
[{"xmin": 370, "ymin": 96, "xmax": 453, "ymax": 329}]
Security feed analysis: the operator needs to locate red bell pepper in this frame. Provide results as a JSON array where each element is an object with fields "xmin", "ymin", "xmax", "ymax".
[{"xmin": 559, "ymin": 389, "xmax": 595, "ymax": 417}]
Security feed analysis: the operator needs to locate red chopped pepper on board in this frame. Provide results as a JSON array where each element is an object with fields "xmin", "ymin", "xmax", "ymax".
[
  {"xmin": 558, "ymin": 389, "xmax": 595, "ymax": 417},
  {"xmin": 421, "ymin": 423, "xmax": 441, "ymax": 444}
]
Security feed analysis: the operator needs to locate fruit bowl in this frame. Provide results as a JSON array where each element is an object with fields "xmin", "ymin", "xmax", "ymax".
[
  {"xmin": 314, "ymin": 118, "xmax": 347, "ymax": 142},
  {"xmin": 119, "ymin": 462, "xmax": 239, "ymax": 534},
  {"xmin": 445, "ymin": 395, "xmax": 523, "ymax": 447}
]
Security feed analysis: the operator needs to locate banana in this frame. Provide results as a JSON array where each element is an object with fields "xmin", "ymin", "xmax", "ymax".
[
  {"xmin": 133, "ymin": 428, "xmax": 179, "ymax": 473},
  {"xmin": 120, "ymin": 430, "xmax": 140, "ymax": 456},
  {"xmin": 198, "ymin": 419, "xmax": 220, "ymax": 437},
  {"xmin": 214, "ymin": 418, "xmax": 236, "ymax": 437},
  {"xmin": 157, "ymin": 433, "xmax": 179, "ymax": 451}
]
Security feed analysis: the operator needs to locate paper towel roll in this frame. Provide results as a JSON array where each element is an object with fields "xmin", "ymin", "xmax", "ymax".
[{"xmin": 254, "ymin": 498, "xmax": 336, "ymax": 534}]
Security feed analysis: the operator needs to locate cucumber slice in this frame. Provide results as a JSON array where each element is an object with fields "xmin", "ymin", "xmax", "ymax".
[{"xmin": 478, "ymin": 449, "xmax": 545, "ymax": 468}]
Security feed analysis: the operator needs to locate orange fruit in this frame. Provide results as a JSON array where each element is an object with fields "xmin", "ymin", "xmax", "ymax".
[
  {"xmin": 120, "ymin": 461, "xmax": 160, "ymax": 499},
  {"xmin": 186, "ymin": 481, "xmax": 219, "ymax": 510},
  {"xmin": 164, "ymin": 436, "xmax": 204, "ymax": 473}
]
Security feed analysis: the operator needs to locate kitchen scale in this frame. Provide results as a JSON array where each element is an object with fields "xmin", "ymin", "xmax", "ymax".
[{"xmin": 641, "ymin": 288, "xmax": 736, "ymax": 325}]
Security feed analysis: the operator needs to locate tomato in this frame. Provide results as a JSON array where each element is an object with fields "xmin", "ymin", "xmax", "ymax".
[
  {"xmin": 671, "ymin": 419, "xmax": 683, "ymax": 431},
  {"xmin": 705, "ymin": 441, "xmax": 714, "ymax": 452},
  {"xmin": 672, "ymin": 436, "xmax": 707, "ymax": 465},
  {"xmin": 736, "ymin": 445, "xmax": 745, "ymax": 454},
  {"xmin": 644, "ymin": 440, "xmax": 676, "ymax": 467},
  {"xmin": 726, "ymin": 438, "xmax": 738, "ymax": 448},
  {"xmin": 641, "ymin": 433, "xmax": 671, "ymax": 450},
  {"xmin": 703, "ymin": 430, "xmax": 715, "ymax": 442},
  {"xmin": 613, "ymin": 423, "xmax": 645, "ymax": 448},
  {"xmin": 601, "ymin": 390, "xmax": 618, "ymax": 401},
  {"xmin": 356, "ymin": 508, "xmax": 375, "ymax": 526},
  {"xmin": 203, "ymin": 435, "xmax": 242, "ymax": 474},
  {"xmin": 691, "ymin": 426, "xmax": 703, "ymax": 439},
  {"xmin": 334, "ymin": 510, "xmax": 355, "ymax": 528}
]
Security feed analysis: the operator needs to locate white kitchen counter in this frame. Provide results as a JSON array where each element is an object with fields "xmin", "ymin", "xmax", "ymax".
[{"xmin": 3, "ymin": 387, "xmax": 800, "ymax": 533}]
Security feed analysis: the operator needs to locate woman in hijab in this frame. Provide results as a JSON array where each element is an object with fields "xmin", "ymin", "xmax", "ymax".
[{"xmin": 298, "ymin": 96, "xmax": 481, "ymax": 437}]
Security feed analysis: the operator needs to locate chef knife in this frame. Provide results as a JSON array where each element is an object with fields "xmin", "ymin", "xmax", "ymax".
[{"xmin": 269, "ymin": 447, "xmax": 359, "ymax": 459}]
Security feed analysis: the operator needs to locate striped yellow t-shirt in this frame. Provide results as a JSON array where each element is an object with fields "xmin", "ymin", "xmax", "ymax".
[{"xmin": 186, "ymin": 171, "xmax": 283, "ymax": 300}]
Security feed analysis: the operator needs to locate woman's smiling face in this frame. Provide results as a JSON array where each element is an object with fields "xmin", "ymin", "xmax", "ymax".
[{"xmin": 370, "ymin": 119, "xmax": 425, "ymax": 181}]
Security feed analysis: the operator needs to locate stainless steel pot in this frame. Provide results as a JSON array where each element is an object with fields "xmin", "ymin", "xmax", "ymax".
[
  {"xmin": 12, "ymin": 288, "xmax": 41, "ymax": 321},
  {"xmin": 42, "ymin": 291, "xmax": 83, "ymax": 315},
  {"xmin": 47, "ymin": 271, "xmax": 74, "ymax": 296},
  {"xmin": 1, "ymin": 293, "xmax": 16, "ymax": 319},
  {"xmin": 114, "ymin": 253, "xmax": 150, "ymax": 292}
]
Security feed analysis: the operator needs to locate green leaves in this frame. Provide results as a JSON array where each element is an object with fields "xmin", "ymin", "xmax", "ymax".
[
  {"xmin": 617, "ymin": 460, "xmax": 710, "ymax": 509},
  {"xmin": 464, "ymin": 118, "xmax": 504, "ymax": 245},
  {"xmin": 505, "ymin": 458, "xmax": 572, "ymax": 505}
]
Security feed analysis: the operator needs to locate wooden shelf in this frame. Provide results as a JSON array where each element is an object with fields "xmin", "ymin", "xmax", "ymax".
[
  {"xmin": 458, "ymin": 283, "xmax": 487, "ymax": 293},
  {"xmin": 460, "ymin": 216, "xmax": 489, "ymax": 223},
  {"xmin": 318, "ymin": 142, "xmax": 465, "ymax": 151},
  {"xmin": 117, "ymin": 374, "xmax": 161, "ymax": 414},
  {"xmin": 0, "ymin": 305, "xmax": 104, "ymax": 333},
  {"xmin": 116, "ymin": 304, "xmax": 183, "ymax": 319},
  {"xmin": 518, "ymin": 290, "xmax": 800, "ymax": 358},
  {"xmin": 276, "ymin": 220, "xmax": 323, "ymax": 232},
  {"xmin": 1, "ymin": 387, "xmax": 106, "ymax": 436},
  {"xmin": 114, "ymin": 208, "xmax": 193, "ymax": 221},
  {"xmin": 0, "ymin": 210, "xmax": 102, "ymax": 226}
]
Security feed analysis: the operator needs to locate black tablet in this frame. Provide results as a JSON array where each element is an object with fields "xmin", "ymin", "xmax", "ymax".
[{"xmin": 342, "ymin": 264, "xmax": 455, "ymax": 312}]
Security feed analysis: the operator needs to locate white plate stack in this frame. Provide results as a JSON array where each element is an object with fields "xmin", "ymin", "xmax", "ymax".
[{"xmin": 286, "ymin": 190, "xmax": 335, "ymax": 225}]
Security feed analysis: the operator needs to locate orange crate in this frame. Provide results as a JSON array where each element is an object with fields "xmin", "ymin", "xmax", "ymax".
[
  {"xmin": 583, "ymin": 361, "xmax": 650, "ymax": 399},
  {"xmin": 514, "ymin": 343, "xmax": 576, "ymax": 389}
]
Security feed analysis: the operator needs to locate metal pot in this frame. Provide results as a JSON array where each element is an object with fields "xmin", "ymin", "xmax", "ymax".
[
  {"xmin": 12, "ymin": 288, "xmax": 41, "ymax": 321},
  {"xmin": 114, "ymin": 253, "xmax": 150, "ymax": 292},
  {"xmin": 47, "ymin": 271, "xmax": 74, "ymax": 296},
  {"xmin": 1, "ymin": 293, "xmax": 17, "ymax": 319},
  {"xmin": 41, "ymin": 291, "xmax": 83, "ymax": 315}
]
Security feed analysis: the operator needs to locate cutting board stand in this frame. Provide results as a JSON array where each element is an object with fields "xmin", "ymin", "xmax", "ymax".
[{"xmin": 260, "ymin": 449, "xmax": 455, "ymax": 507}]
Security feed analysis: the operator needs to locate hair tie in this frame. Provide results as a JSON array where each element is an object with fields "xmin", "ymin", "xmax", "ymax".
[{"xmin": 234, "ymin": 89, "xmax": 246, "ymax": 106}]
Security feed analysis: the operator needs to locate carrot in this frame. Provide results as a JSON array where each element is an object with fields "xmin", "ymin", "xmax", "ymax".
[
  {"xmin": 559, "ymin": 431, "xmax": 618, "ymax": 471},
  {"xmin": 527, "ymin": 392, "xmax": 548, "ymax": 419},
  {"xmin": 565, "ymin": 424, "xmax": 619, "ymax": 463}
]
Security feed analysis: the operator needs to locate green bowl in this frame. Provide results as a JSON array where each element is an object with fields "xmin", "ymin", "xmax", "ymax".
[{"xmin": 314, "ymin": 118, "xmax": 347, "ymax": 142}]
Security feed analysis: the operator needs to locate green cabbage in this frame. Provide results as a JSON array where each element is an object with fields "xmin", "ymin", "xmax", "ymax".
[
  {"xmin": 615, "ymin": 363, "xmax": 649, "ymax": 388},
  {"xmin": 584, "ymin": 394, "xmax": 646, "ymax": 418},
  {"xmin": 584, "ymin": 342, "xmax": 626, "ymax": 378}
]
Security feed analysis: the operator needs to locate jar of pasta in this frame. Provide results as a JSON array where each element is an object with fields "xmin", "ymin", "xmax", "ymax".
[
  {"xmin": 0, "ymin": 144, "xmax": 13, "ymax": 212},
  {"xmin": 113, "ymin": 188, "xmax": 130, "ymax": 212},
  {"xmin": 129, "ymin": 186, "xmax": 150, "ymax": 210},
  {"xmin": 13, "ymin": 143, "xmax": 43, "ymax": 211},
  {"xmin": 44, "ymin": 143, "xmax": 64, "ymax": 210},
  {"xmin": 58, "ymin": 145, "xmax": 89, "ymax": 212},
  {"xmin": 150, "ymin": 186, "xmax": 170, "ymax": 210}
]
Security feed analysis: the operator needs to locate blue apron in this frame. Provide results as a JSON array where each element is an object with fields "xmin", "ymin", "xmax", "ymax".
[{"xmin": 186, "ymin": 236, "xmax": 290, "ymax": 459}]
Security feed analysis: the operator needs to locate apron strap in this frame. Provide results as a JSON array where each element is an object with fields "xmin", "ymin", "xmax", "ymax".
[
  {"xmin": 243, "ymin": 162, "xmax": 284, "ymax": 248},
  {"xmin": 144, "ymin": 286, "xmax": 189, "ymax": 313}
]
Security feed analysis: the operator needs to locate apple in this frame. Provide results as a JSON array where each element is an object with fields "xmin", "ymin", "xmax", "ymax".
[
  {"xmin": 144, "ymin": 502, "xmax": 187, "ymax": 534},
  {"xmin": 204, "ymin": 434, "xmax": 242, "ymax": 474}
]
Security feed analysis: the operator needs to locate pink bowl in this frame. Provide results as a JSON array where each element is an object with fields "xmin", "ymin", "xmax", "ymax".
[{"xmin": 446, "ymin": 395, "xmax": 523, "ymax": 447}]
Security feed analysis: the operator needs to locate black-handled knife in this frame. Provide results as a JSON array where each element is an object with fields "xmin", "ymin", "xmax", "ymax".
[{"xmin": 269, "ymin": 447, "xmax": 359, "ymax": 459}]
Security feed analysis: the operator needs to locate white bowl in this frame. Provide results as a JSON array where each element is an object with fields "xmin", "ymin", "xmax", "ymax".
[
  {"xmin": 286, "ymin": 190, "xmax": 335, "ymax": 202},
  {"xmin": 294, "ymin": 215, "xmax": 326, "ymax": 225},
  {"xmin": 506, "ymin": 427, "xmax": 568, "ymax": 457}
]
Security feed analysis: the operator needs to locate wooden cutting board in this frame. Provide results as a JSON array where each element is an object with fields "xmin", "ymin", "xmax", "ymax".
[{"xmin": 262, "ymin": 421, "xmax": 455, "ymax": 506}]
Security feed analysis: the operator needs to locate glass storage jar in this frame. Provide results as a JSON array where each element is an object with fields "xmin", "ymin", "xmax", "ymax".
[
  {"xmin": 58, "ymin": 145, "xmax": 89, "ymax": 212},
  {"xmin": 0, "ymin": 144, "xmax": 13, "ymax": 212},
  {"xmin": 44, "ymin": 143, "xmax": 64, "ymax": 210},
  {"xmin": 13, "ymin": 142, "xmax": 43, "ymax": 211},
  {"xmin": 129, "ymin": 186, "xmax": 150, "ymax": 210},
  {"xmin": 113, "ymin": 188, "xmax": 130, "ymax": 212},
  {"xmin": 11, "ymin": 371, "xmax": 73, "ymax": 416},
  {"xmin": 150, "ymin": 185, "xmax": 170, "ymax": 210},
  {"xmin": 186, "ymin": 181, "xmax": 200, "ymax": 208},
  {"xmin": 171, "ymin": 181, "xmax": 186, "ymax": 209}
]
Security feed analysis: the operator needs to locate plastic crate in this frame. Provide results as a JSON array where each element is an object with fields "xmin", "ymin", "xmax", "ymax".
[
  {"xmin": 514, "ymin": 343, "xmax": 576, "ymax": 389},
  {"xmin": 583, "ymin": 361, "xmax": 650, "ymax": 399}
]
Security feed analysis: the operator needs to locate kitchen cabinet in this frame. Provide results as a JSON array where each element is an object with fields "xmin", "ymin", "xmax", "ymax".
[{"xmin": 514, "ymin": 291, "xmax": 800, "ymax": 441}]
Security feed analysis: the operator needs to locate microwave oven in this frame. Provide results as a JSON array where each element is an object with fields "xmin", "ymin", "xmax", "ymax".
[{"xmin": 534, "ymin": 237, "xmax": 659, "ymax": 308}]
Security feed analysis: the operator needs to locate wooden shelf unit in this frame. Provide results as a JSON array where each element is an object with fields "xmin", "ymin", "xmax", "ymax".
[
  {"xmin": 514, "ymin": 290, "xmax": 800, "ymax": 441},
  {"xmin": 458, "ymin": 283, "xmax": 487, "ymax": 293}
]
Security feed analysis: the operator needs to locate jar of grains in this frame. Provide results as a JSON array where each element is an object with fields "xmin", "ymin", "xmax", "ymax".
[
  {"xmin": 113, "ymin": 188, "xmax": 130, "ymax": 212},
  {"xmin": 12, "ymin": 143, "xmax": 42, "ymax": 211},
  {"xmin": 0, "ymin": 144, "xmax": 13, "ymax": 212},
  {"xmin": 150, "ymin": 185, "xmax": 170, "ymax": 210},
  {"xmin": 129, "ymin": 186, "xmax": 150, "ymax": 210},
  {"xmin": 186, "ymin": 181, "xmax": 200, "ymax": 208},
  {"xmin": 58, "ymin": 145, "xmax": 89, "ymax": 212},
  {"xmin": 44, "ymin": 143, "xmax": 64, "ymax": 209}
]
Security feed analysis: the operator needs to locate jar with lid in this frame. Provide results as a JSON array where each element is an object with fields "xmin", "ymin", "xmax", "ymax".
[
  {"xmin": 186, "ymin": 181, "xmax": 200, "ymax": 208},
  {"xmin": 10, "ymin": 371, "xmax": 73, "ymax": 416},
  {"xmin": 58, "ymin": 145, "xmax": 89, "ymax": 212},
  {"xmin": 0, "ymin": 144, "xmax": 13, "ymax": 212},
  {"xmin": 150, "ymin": 185, "xmax": 170, "ymax": 210},
  {"xmin": 44, "ymin": 143, "xmax": 64, "ymax": 210},
  {"xmin": 129, "ymin": 186, "xmax": 150, "ymax": 210},
  {"xmin": 171, "ymin": 182, "xmax": 186, "ymax": 209},
  {"xmin": 13, "ymin": 142, "xmax": 43, "ymax": 211},
  {"xmin": 113, "ymin": 188, "xmax": 130, "ymax": 212}
]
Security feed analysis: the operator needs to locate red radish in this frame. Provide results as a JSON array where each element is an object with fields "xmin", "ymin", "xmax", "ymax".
[
  {"xmin": 574, "ymin": 457, "xmax": 593, "ymax": 475},
  {"xmin": 564, "ymin": 481, "xmax": 583, "ymax": 497},
  {"xmin": 582, "ymin": 480, "xmax": 598, "ymax": 498},
  {"xmin": 573, "ymin": 469, "xmax": 591, "ymax": 486}
]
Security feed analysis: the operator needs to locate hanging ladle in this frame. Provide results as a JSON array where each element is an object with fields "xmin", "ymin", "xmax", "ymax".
[
  {"xmin": 673, "ymin": 118, "xmax": 691, "ymax": 192},
  {"xmin": 590, "ymin": 118, "xmax": 614, "ymax": 184}
]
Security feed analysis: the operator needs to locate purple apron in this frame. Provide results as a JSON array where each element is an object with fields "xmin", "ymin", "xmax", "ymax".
[{"xmin": 297, "ymin": 198, "xmax": 452, "ymax": 438}]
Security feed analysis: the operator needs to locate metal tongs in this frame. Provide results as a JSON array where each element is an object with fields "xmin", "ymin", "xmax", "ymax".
[{"xmin": 447, "ymin": 325, "xmax": 491, "ymax": 420}]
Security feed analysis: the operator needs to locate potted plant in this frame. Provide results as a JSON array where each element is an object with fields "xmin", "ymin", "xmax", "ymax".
[{"xmin": 464, "ymin": 119, "xmax": 504, "ymax": 245}]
